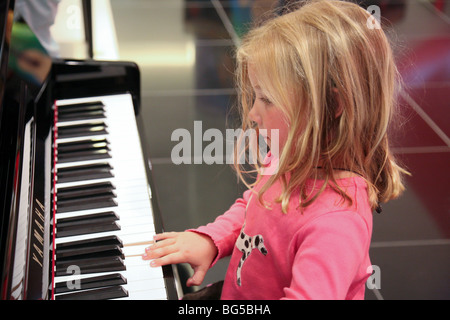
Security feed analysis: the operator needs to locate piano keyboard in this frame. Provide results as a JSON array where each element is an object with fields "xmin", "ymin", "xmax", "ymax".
[{"xmin": 52, "ymin": 94, "xmax": 167, "ymax": 300}]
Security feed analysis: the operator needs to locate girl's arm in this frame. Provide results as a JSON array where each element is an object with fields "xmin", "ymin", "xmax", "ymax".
[{"xmin": 142, "ymin": 189, "xmax": 252, "ymax": 287}]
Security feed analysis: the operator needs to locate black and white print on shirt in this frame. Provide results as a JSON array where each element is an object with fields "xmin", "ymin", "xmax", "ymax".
[{"xmin": 235, "ymin": 224, "xmax": 268, "ymax": 286}]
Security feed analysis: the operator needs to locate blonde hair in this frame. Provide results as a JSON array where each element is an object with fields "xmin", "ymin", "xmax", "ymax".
[{"xmin": 233, "ymin": 0, "xmax": 409, "ymax": 213}]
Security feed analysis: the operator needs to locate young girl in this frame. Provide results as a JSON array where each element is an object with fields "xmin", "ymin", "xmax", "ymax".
[{"xmin": 142, "ymin": 0, "xmax": 408, "ymax": 300}]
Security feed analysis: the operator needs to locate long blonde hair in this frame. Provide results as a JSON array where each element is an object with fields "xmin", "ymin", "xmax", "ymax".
[{"xmin": 233, "ymin": 0, "xmax": 409, "ymax": 213}]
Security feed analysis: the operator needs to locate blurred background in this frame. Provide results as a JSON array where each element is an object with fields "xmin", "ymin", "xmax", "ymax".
[{"xmin": 48, "ymin": 0, "xmax": 449, "ymax": 299}]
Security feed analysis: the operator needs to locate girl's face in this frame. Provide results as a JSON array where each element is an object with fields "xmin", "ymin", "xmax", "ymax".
[{"xmin": 247, "ymin": 65, "xmax": 290, "ymax": 150}]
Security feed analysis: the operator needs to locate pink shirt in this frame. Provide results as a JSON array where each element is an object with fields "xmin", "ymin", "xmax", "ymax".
[{"xmin": 192, "ymin": 171, "xmax": 373, "ymax": 300}]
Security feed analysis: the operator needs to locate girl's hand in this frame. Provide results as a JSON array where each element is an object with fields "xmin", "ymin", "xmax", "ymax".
[{"xmin": 142, "ymin": 231, "xmax": 217, "ymax": 287}]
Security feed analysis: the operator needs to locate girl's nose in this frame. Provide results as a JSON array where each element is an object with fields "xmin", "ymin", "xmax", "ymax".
[{"xmin": 248, "ymin": 104, "xmax": 261, "ymax": 126}]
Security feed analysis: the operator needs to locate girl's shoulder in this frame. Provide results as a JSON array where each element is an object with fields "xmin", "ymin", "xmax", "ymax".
[
  {"xmin": 301, "ymin": 176, "xmax": 373, "ymax": 228},
  {"xmin": 287, "ymin": 176, "xmax": 372, "ymax": 224}
]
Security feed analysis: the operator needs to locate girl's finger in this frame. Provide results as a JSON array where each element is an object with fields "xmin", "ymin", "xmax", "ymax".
[
  {"xmin": 149, "ymin": 251, "xmax": 184, "ymax": 267},
  {"xmin": 146, "ymin": 237, "xmax": 175, "ymax": 251},
  {"xmin": 187, "ymin": 266, "xmax": 208, "ymax": 287},
  {"xmin": 142, "ymin": 242, "xmax": 177, "ymax": 260},
  {"xmin": 153, "ymin": 232, "xmax": 178, "ymax": 241}
]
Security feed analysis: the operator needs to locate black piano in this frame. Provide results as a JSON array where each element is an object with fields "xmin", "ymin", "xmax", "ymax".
[{"xmin": 0, "ymin": 0, "xmax": 180, "ymax": 300}]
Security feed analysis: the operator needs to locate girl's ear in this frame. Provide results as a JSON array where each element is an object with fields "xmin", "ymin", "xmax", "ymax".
[{"xmin": 332, "ymin": 87, "xmax": 343, "ymax": 118}]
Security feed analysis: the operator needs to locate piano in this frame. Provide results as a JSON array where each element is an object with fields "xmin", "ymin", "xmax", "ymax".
[{"xmin": 0, "ymin": 0, "xmax": 180, "ymax": 300}]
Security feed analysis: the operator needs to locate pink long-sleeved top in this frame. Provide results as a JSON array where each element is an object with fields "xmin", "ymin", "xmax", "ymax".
[{"xmin": 192, "ymin": 165, "xmax": 374, "ymax": 300}]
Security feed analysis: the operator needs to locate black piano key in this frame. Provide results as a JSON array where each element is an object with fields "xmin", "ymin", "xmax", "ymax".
[
  {"xmin": 59, "ymin": 109, "xmax": 106, "ymax": 122},
  {"xmin": 55, "ymin": 285, "xmax": 128, "ymax": 300},
  {"xmin": 56, "ymin": 243, "xmax": 123, "ymax": 259},
  {"xmin": 56, "ymin": 235, "xmax": 123, "ymax": 251},
  {"xmin": 56, "ymin": 195, "xmax": 117, "ymax": 213},
  {"xmin": 54, "ymin": 273, "xmax": 127, "ymax": 294},
  {"xmin": 58, "ymin": 104, "xmax": 104, "ymax": 115},
  {"xmin": 57, "ymin": 149, "xmax": 111, "ymax": 163},
  {"xmin": 58, "ymin": 101, "xmax": 106, "ymax": 122},
  {"xmin": 57, "ymin": 162, "xmax": 113, "ymax": 183},
  {"xmin": 57, "ymin": 121, "xmax": 108, "ymax": 138},
  {"xmin": 58, "ymin": 101, "xmax": 105, "ymax": 113},
  {"xmin": 57, "ymin": 181, "xmax": 116, "ymax": 200},
  {"xmin": 56, "ymin": 245, "xmax": 124, "ymax": 265},
  {"xmin": 57, "ymin": 138, "xmax": 111, "ymax": 163},
  {"xmin": 56, "ymin": 256, "xmax": 126, "ymax": 276},
  {"xmin": 57, "ymin": 211, "xmax": 119, "ymax": 227},
  {"xmin": 57, "ymin": 188, "xmax": 116, "ymax": 202},
  {"xmin": 57, "ymin": 143, "xmax": 109, "ymax": 157},
  {"xmin": 57, "ymin": 138, "xmax": 109, "ymax": 153},
  {"xmin": 57, "ymin": 180, "xmax": 115, "ymax": 192},
  {"xmin": 56, "ymin": 181, "xmax": 117, "ymax": 213},
  {"xmin": 55, "ymin": 236, "xmax": 125, "ymax": 262},
  {"xmin": 56, "ymin": 221, "xmax": 120, "ymax": 238}
]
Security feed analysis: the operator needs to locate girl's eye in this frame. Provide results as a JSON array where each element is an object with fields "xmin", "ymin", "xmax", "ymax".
[{"xmin": 259, "ymin": 96, "xmax": 272, "ymax": 105}]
